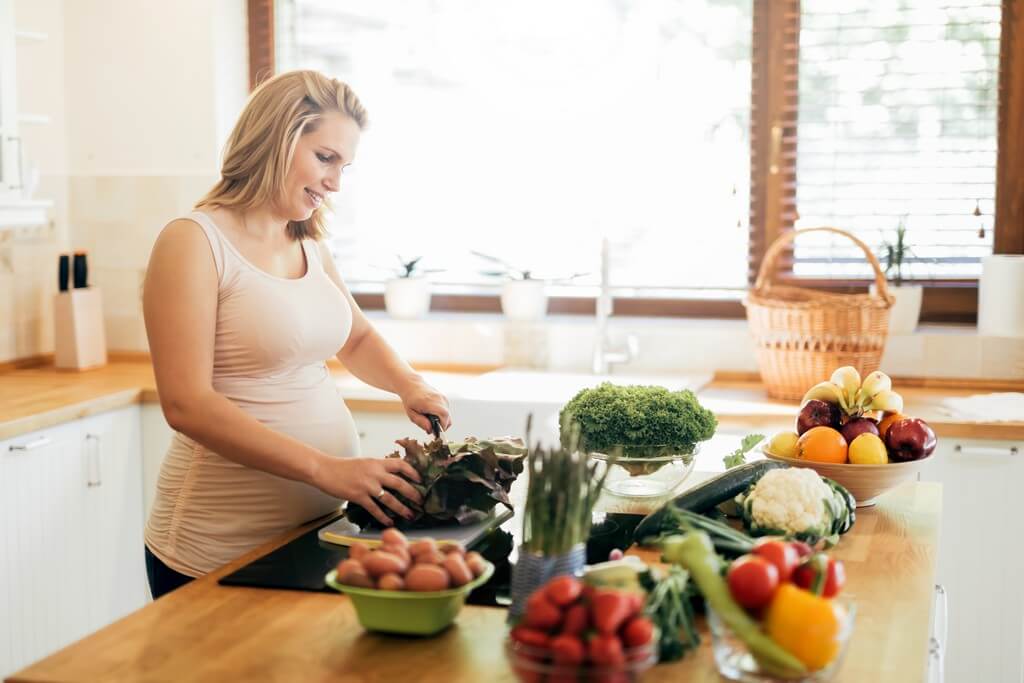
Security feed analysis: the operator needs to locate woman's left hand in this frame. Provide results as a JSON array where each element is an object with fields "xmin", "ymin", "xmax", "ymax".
[{"xmin": 399, "ymin": 379, "xmax": 452, "ymax": 435}]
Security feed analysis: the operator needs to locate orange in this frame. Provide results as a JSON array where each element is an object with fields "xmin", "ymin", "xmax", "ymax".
[
  {"xmin": 877, "ymin": 412, "xmax": 907, "ymax": 439},
  {"xmin": 795, "ymin": 426, "xmax": 848, "ymax": 464}
]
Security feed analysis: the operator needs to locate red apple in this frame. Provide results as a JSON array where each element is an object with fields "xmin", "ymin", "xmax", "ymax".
[
  {"xmin": 796, "ymin": 399, "xmax": 841, "ymax": 436},
  {"xmin": 885, "ymin": 418, "xmax": 937, "ymax": 461},
  {"xmin": 840, "ymin": 417, "xmax": 879, "ymax": 445}
]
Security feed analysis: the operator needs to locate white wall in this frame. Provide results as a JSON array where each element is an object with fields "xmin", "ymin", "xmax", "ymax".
[{"xmin": 63, "ymin": 0, "xmax": 246, "ymax": 176}]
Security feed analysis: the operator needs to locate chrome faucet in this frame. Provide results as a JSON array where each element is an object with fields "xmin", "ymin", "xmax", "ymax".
[{"xmin": 593, "ymin": 238, "xmax": 638, "ymax": 374}]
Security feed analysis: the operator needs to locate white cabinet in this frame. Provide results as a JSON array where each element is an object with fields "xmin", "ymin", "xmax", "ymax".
[
  {"xmin": 919, "ymin": 437, "xmax": 1024, "ymax": 683},
  {"xmin": 0, "ymin": 406, "xmax": 148, "ymax": 678},
  {"xmin": 349, "ymin": 410, "xmax": 417, "ymax": 457}
]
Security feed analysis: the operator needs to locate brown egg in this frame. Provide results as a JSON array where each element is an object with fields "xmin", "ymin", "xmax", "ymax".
[
  {"xmin": 409, "ymin": 539, "xmax": 437, "ymax": 557},
  {"xmin": 444, "ymin": 554, "xmax": 473, "ymax": 587},
  {"xmin": 381, "ymin": 543, "xmax": 411, "ymax": 567},
  {"xmin": 348, "ymin": 542, "xmax": 370, "ymax": 561},
  {"xmin": 377, "ymin": 573, "xmax": 405, "ymax": 591},
  {"xmin": 363, "ymin": 551, "xmax": 407, "ymax": 578},
  {"xmin": 464, "ymin": 552, "xmax": 488, "ymax": 578},
  {"xmin": 413, "ymin": 549, "xmax": 447, "ymax": 566},
  {"xmin": 405, "ymin": 564, "xmax": 451, "ymax": 592},
  {"xmin": 381, "ymin": 528, "xmax": 409, "ymax": 548},
  {"xmin": 440, "ymin": 542, "xmax": 465, "ymax": 556}
]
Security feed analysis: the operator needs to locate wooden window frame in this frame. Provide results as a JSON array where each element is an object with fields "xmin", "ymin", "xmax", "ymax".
[{"xmin": 255, "ymin": 0, "xmax": 1023, "ymax": 322}]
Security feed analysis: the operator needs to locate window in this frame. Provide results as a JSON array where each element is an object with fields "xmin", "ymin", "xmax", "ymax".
[
  {"xmin": 790, "ymin": 1, "xmax": 1001, "ymax": 281},
  {"xmin": 261, "ymin": 0, "xmax": 1024, "ymax": 318},
  {"xmin": 276, "ymin": 0, "xmax": 753, "ymax": 294}
]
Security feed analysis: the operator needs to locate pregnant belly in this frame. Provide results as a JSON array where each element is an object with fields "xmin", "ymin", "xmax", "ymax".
[{"xmin": 213, "ymin": 364, "xmax": 361, "ymax": 460}]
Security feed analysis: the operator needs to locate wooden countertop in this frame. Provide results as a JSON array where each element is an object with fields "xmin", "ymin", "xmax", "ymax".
[
  {"xmin": 5, "ymin": 482, "xmax": 942, "ymax": 683},
  {"xmin": 3, "ymin": 360, "xmax": 1022, "ymax": 441}
]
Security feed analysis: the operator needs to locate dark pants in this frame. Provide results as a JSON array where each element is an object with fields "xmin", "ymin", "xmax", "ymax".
[{"xmin": 145, "ymin": 545, "xmax": 195, "ymax": 599}]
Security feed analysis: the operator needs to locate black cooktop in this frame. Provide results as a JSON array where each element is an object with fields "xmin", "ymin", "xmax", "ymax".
[{"xmin": 217, "ymin": 512, "xmax": 643, "ymax": 608}]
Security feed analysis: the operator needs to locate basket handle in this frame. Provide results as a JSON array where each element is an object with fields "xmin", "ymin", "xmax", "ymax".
[{"xmin": 753, "ymin": 227, "xmax": 893, "ymax": 304}]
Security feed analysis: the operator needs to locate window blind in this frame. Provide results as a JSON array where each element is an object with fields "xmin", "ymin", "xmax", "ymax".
[{"xmin": 785, "ymin": 1, "xmax": 1002, "ymax": 281}]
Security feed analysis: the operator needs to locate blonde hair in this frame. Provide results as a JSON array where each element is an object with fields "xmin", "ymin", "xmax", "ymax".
[{"xmin": 196, "ymin": 70, "xmax": 368, "ymax": 241}]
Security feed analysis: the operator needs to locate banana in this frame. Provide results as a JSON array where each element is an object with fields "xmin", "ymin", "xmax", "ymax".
[
  {"xmin": 866, "ymin": 389, "xmax": 904, "ymax": 413},
  {"xmin": 860, "ymin": 370, "xmax": 892, "ymax": 399},
  {"xmin": 830, "ymin": 366, "xmax": 862, "ymax": 412},
  {"xmin": 801, "ymin": 381, "xmax": 848, "ymax": 411}
]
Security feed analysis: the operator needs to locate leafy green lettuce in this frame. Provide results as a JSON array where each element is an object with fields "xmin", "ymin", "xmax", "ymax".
[{"xmin": 346, "ymin": 436, "xmax": 527, "ymax": 530}]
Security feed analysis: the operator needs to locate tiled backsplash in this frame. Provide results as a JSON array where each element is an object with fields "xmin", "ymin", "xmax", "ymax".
[{"xmin": 0, "ymin": 174, "xmax": 215, "ymax": 363}]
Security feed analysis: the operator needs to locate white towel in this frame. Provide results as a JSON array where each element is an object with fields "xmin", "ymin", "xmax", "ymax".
[{"xmin": 939, "ymin": 393, "xmax": 1024, "ymax": 422}]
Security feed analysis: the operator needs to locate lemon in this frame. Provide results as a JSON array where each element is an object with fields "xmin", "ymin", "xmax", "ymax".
[
  {"xmin": 848, "ymin": 433, "xmax": 888, "ymax": 465},
  {"xmin": 768, "ymin": 431, "xmax": 800, "ymax": 458}
]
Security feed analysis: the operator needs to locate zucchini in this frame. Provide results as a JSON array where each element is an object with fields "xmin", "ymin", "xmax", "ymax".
[{"xmin": 633, "ymin": 459, "xmax": 787, "ymax": 544}]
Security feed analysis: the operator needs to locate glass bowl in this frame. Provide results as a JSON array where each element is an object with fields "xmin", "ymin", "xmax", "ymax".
[
  {"xmin": 505, "ymin": 634, "xmax": 658, "ymax": 682},
  {"xmin": 707, "ymin": 600, "xmax": 856, "ymax": 682},
  {"xmin": 589, "ymin": 444, "xmax": 699, "ymax": 500}
]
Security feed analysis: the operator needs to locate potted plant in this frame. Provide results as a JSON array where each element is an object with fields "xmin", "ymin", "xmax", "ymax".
[
  {"xmin": 559, "ymin": 383, "xmax": 717, "ymax": 500},
  {"xmin": 383, "ymin": 256, "xmax": 440, "ymax": 319},
  {"xmin": 471, "ymin": 251, "xmax": 550, "ymax": 321},
  {"xmin": 874, "ymin": 220, "xmax": 923, "ymax": 334}
]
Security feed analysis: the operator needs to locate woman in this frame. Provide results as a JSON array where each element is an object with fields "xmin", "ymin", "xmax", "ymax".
[{"xmin": 142, "ymin": 70, "xmax": 451, "ymax": 599}]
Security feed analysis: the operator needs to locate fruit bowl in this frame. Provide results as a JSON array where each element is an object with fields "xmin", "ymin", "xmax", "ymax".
[
  {"xmin": 761, "ymin": 447, "xmax": 928, "ymax": 507},
  {"xmin": 324, "ymin": 561, "xmax": 494, "ymax": 635}
]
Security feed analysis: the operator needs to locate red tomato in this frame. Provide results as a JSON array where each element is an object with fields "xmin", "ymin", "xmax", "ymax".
[
  {"xmin": 560, "ymin": 604, "xmax": 589, "ymax": 635},
  {"xmin": 587, "ymin": 633, "xmax": 625, "ymax": 666},
  {"xmin": 545, "ymin": 576, "xmax": 583, "ymax": 607},
  {"xmin": 789, "ymin": 540, "xmax": 814, "ymax": 558},
  {"xmin": 620, "ymin": 617, "xmax": 654, "ymax": 648},
  {"xmin": 793, "ymin": 554, "xmax": 846, "ymax": 598},
  {"xmin": 590, "ymin": 590, "xmax": 634, "ymax": 635},
  {"xmin": 727, "ymin": 555, "xmax": 780, "ymax": 609},
  {"xmin": 524, "ymin": 591, "xmax": 562, "ymax": 630},
  {"xmin": 752, "ymin": 539, "xmax": 799, "ymax": 582},
  {"xmin": 550, "ymin": 634, "xmax": 585, "ymax": 664},
  {"xmin": 510, "ymin": 626, "xmax": 550, "ymax": 649}
]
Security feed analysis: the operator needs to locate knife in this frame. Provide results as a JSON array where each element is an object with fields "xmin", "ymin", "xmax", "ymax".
[{"xmin": 426, "ymin": 414, "xmax": 445, "ymax": 441}]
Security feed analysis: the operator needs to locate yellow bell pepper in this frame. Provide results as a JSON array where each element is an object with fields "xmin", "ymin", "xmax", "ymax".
[{"xmin": 764, "ymin": 583, "xmax": 845, "ymax": 670}]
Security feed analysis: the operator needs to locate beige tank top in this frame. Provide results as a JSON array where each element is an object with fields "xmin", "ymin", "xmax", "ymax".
[{"xmin": 144, "ymin": 211, "xmax": 360, "ymax": 577}]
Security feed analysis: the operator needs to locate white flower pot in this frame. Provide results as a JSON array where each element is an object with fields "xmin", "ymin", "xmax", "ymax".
[
  {"xmin": 384, "ymin": 277, "xmax": 431, "ymax": 319},
  {"xmin": 500, "ymin": 280, "xmax": 548, "ymax": 321},
  {"xmin": 872, "ymin": 283, "xmax": 923, "ymax": 334}
]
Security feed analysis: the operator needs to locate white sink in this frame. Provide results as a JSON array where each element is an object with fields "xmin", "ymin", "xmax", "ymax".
[{"xmin": 449, "ymin": 370, "xmax": 712, "ymax": 445}]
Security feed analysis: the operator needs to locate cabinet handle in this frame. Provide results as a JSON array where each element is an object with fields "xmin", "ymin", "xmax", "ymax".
[
  {"xmin": 953, "ymin": 444, "xmax": 1018, "ymax": 457},
  {"xmin": 85, "ymin": 433, "xmax": 102, "ymax": 487},
  {"xmin": 927, "ymin": 637, "xmax": 944, "ymax": 683},
  {"xmin": 932, "ymin": 584, "xmax": 948, "ymax": 658},
  {"xmin": 9, "ymin": 436, "xmax": 51, "ymax": 451}
]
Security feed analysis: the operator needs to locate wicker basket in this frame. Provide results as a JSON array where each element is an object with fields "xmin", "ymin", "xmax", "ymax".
[{"xmin": 744, "ymin": 227, "xmax": 895, "ymax": 400}]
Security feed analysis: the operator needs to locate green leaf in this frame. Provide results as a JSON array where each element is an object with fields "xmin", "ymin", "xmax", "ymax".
[{"xmin": 723, "ymin": 433, "xmax": 765, "ymax": 469}]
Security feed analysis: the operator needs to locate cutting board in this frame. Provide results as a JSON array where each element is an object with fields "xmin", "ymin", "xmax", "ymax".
[{"xmin": 318, "ymin": 507, "xmax": 514, "ymax": 547}]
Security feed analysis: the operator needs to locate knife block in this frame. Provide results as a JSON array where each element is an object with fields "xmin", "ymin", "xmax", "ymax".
[{"xmin": 54, "ymin": 288, "xmax": 108, "ymax": 370}]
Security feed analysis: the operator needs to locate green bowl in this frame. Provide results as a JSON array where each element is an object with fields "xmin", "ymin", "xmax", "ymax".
[{"xmin": 324, "ymin": 561, "xmax": 495, "ymax": 636}]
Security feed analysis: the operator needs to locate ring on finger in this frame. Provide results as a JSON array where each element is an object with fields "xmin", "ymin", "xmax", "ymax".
[{"xmin": 375, "ymin": 489, "xmax": 386, "ymax": 500}]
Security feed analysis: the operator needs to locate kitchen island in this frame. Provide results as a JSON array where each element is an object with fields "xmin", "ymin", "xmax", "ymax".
[{"xmin": 6, "ymin": 482, "xmax": 941, "ymax": 683}]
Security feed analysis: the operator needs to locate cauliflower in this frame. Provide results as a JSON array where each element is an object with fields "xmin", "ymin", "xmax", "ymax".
[{"xmin": 736, "ymin": 468, "xmax": 855, "ymax": 546}]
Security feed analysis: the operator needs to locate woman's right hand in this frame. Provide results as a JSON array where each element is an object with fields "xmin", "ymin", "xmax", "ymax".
[{"xmin": 312, "ymin": 456, "xmax": 423, "ymax": 527}]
